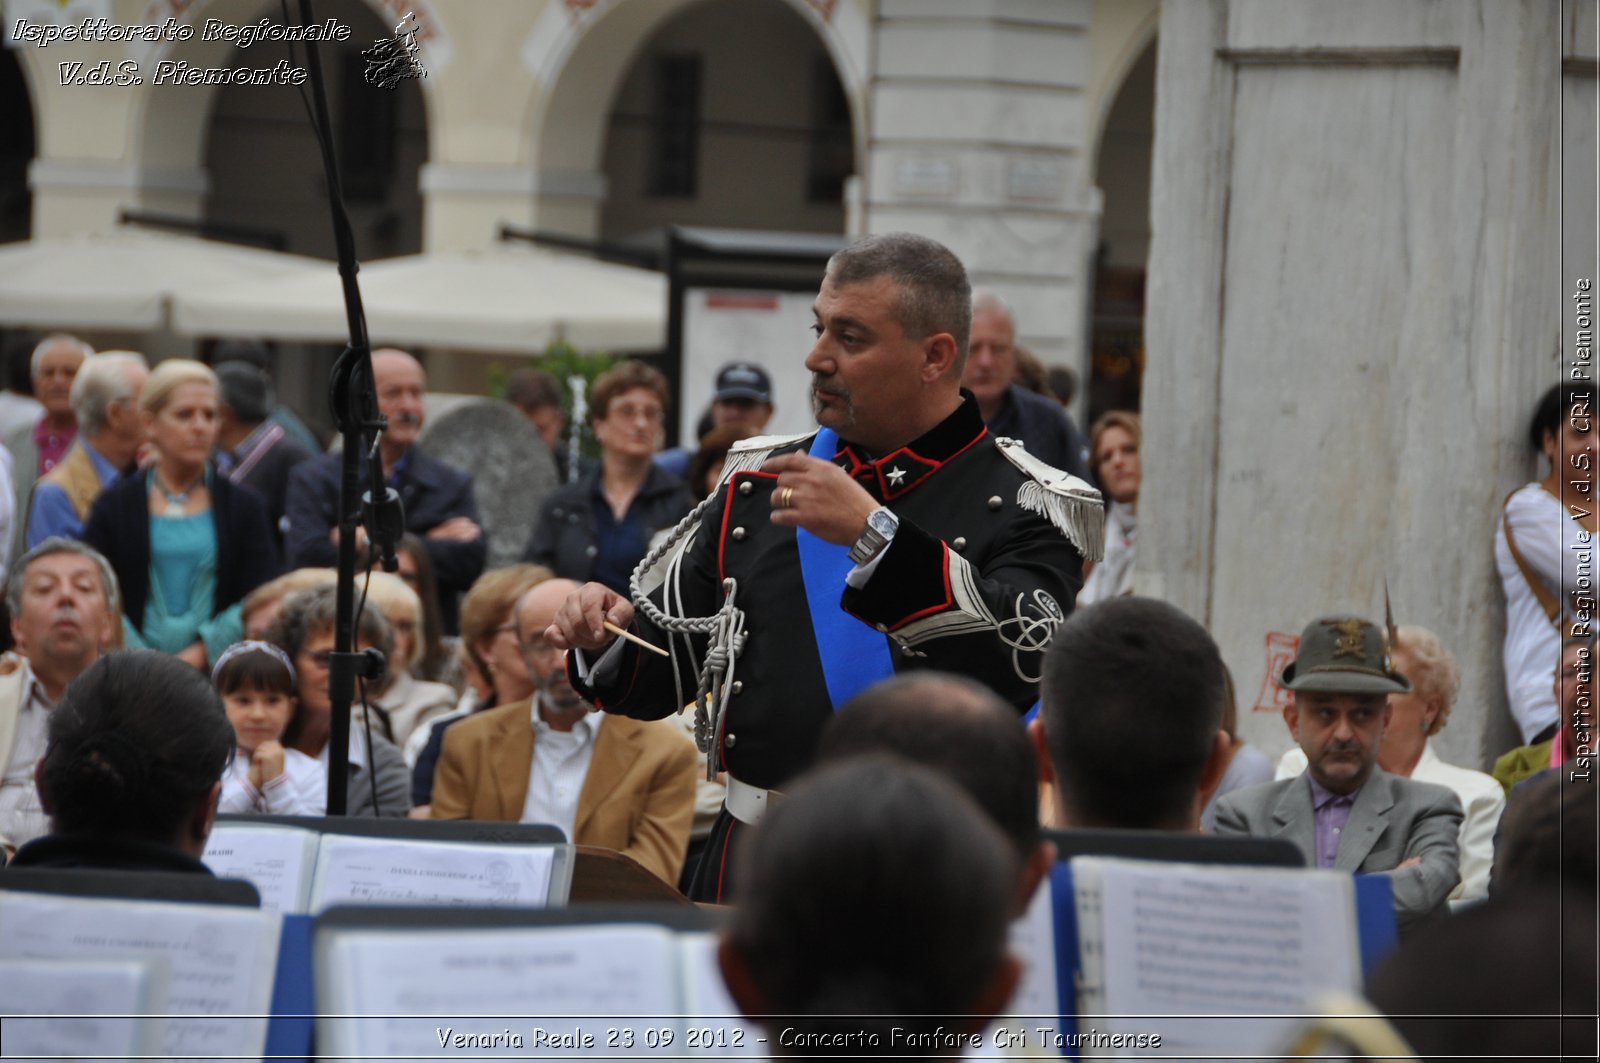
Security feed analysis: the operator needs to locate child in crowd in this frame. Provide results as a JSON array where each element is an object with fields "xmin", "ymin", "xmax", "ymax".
[{"xmin": 214, "ymin": 640, "xmax": 327, "ymax": 815}]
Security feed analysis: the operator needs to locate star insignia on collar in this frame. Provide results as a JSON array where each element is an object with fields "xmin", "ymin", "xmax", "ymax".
[{"xmin": 886, "ymin": 465, "xmax": 907, "ymax": 487}]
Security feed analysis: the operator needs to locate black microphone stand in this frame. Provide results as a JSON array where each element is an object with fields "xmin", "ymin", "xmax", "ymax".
[{"xmin": 297, "ymin": 0, "xmax": 402, "ymax": 813}]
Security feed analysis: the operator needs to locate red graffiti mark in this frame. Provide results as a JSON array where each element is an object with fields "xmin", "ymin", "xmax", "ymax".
[{"xmin": 1252, "ymin": 631, "xmax": 1300, "ymax": 714}]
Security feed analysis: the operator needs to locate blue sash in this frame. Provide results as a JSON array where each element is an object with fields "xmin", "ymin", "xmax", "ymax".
[{"xmin": 796, "ymin": 428, "xmax": 896, "ymax": 710}]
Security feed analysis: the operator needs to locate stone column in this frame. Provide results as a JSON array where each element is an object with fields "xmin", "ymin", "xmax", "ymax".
[{"xmin": 1141, "ymin": 0, "xmax": 1578, "ymax": 767}]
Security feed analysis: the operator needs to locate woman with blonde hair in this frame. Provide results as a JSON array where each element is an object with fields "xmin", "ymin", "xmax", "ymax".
[
  {"xmin": 240, "ymin": 567, "xmax": 336, "ymax": 640},
  {"xmin": 84, "ymin": 359, "xmax": 280, "ymax": 667},
  {"xmin": 362, "ymin": 569, "xmax": 457, "ymax": 746}
]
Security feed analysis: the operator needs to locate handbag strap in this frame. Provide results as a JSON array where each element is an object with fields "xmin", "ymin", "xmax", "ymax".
[{"xmin": 1503, "ymin": 489, "xmax": 1563, "ymax": 626}]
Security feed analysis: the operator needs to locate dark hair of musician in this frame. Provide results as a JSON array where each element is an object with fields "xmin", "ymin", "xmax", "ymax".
[
  {"xmin": 1040, "ymin": 596, "xmax": 1225, "ymax": 830},
  {"xmin": 37, "ymin": 650, "xmax": 233, "ymax": 844},
  {"xmin": 818, "ymin": 672, "xmax": 1039, "ymax": 862},
  {"xmin": 1492, "ymin": 773, "xmax": 1598, "ymax": 896},
  {"xmin": 723, "ymin": 756, "xmax": 1017, "ymax": 1050}
]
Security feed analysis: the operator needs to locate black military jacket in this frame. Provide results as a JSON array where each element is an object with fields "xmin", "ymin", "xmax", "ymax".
[{"xmin": 573, "ymin": 395, "xmax": 1096, "ymax": 790}]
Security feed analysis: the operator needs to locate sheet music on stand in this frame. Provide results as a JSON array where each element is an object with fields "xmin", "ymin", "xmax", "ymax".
[
  {"xmin": 1070, "ymin": 857, "xmax": 1362, "ymax": 1058},
  {"xmin": 204, "ymin": 821, "xmax": 322, "ymax": 913},
  {"xmin": 675, "ymin": 931, "xmax": 764, "ymax": 1057},
  {"xmin": 0, "ymin": 892, "xmax": 281, "ymax": 1062},
  {"xmin": 319, "ymin": 922, "xmax": 682, "ymax": 1057},
  {"xmin": 309, "ymin": 833, "xmax": 556, "ymax": 912},
  {"xmin": 0, "ymin": 958, "xmax": 168, "ymax": 1060},
  {"xmin": 203, "ymin": 819, "xmax": 569, "ymax": 914},
  {"xmin": 315, "ymin": 907, "xmax": 751, "ymax": 1058}
]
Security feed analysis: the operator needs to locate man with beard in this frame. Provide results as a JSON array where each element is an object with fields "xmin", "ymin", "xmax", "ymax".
[
  {"xmin": 430, "ymin": 578, "xmax": 696, "ymax": 886},
  {"xmin": 1215, "ymin": 615, "xmax": 1463, "ymax": 930},
  {"xmin": 551, "ymin": 232, "xmax": 1101, "ymax": 902},
  {"xmin": 0, "ymin": 538, "xmax": 120, "ymax": 857},
  {"xmin": 285, "ymin": 348, "xmax": 486, "ymax": 632}
]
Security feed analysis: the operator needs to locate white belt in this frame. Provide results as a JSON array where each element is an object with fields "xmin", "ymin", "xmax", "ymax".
[{"xmin": 725, "ymin": 776, "xmax": 782, "ymax": 827}]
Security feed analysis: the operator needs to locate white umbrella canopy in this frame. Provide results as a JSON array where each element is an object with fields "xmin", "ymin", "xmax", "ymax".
[
  {"xmin": 0, "ymin": 229, "xmax": 328, "ymax": 330},
  {"xmin": 172, "ymin": 244, "xmax": 667, "ymax": 353}
]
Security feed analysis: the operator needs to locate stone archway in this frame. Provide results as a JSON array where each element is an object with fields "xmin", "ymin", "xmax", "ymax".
[
  {"xmin": 598, "ymin": 0, "xmax": 855, "ymax": 240},
  {"xmin": 522, "ymin": 0, "xmax": 867, "ymax": 239},
  {"xmin": 132, "ymin": 0, "xmax": 435, "ymax": 256},
  {"xmin": 1087, "ymin": 37, "xmax": 1156, "ymax": 422}
]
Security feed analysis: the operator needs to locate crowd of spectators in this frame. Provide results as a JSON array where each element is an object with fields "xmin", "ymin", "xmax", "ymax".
[{"xmin": 0, "ymin": 316, "xmax": 1592, "ymax": 1056}]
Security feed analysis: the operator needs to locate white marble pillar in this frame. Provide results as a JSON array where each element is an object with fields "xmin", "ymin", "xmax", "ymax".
[{"xmin": 1142, "ymin": 0, "xmax": 1584, "ymax": 768}]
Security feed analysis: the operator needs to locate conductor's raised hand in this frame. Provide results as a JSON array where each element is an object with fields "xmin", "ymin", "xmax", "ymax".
[
  {"xmin": 547, "ymin": 581, "xmax": 636, "ymax": 652},
  {"xmin": 763, "ymin": 452, "xmax": 879, "ymax": 546}
]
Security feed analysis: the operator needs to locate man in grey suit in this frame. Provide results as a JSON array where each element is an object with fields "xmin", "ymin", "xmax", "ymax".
[{"xmin": 1214, "ymin": 615, "xmax": 1463, "ymax": 930}]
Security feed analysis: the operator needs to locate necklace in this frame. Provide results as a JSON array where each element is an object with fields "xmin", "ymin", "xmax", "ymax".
[{"xmin": 154, "ymin": 472, "xmax": 199, "ymax": 517}]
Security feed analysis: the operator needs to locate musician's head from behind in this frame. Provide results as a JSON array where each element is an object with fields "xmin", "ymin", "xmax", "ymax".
[
  {"xmin": 718, "ymin": 756, "xmax": 1020, "ymax": 1055},
  {"xmin": 806, "ymin": 232, "xmax": 971, "ymax": 454},
  {"xmin": 35, "ymin": 650, "xmax": 234, "ymax": 857},
  {"xmin": 1033, "ymin": 597, "xmax": 1230, "ymax": 831},
  {"xmin": 818, "ymin": 671, "xmax": 1050, "ymax": 912}
]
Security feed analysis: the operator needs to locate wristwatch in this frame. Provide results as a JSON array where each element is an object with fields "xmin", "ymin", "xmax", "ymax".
[{"xmin": 848, "ymin": 506, "xmax": 900, "ymax": 565}]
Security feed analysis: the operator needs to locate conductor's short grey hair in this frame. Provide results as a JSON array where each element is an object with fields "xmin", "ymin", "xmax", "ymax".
[
  {"xmin": 31, "ymin": 334, "xmax": 93, "ymax": 378},
  {"xmin": 70, "ymin": 351, "xmax": 148, "ymax": 435},
  {"xmin": 824, "ymin": 232, "xmax": 972, "ymax": 361}
]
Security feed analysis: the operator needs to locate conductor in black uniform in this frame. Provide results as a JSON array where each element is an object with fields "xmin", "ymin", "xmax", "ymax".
[{"xmin": 549, "ymin": 232, "xmax": 1102, "ymax": 901}]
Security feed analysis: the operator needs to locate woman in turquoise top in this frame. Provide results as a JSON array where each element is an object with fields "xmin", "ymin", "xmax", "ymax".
[{"xmin": 84, "ymin": 359, "xmax": 281, "ymax": 668}]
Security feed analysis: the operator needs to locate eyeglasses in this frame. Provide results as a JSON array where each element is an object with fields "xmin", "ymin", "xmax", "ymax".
[
  {"xmin": 521, "ymin": 636, "xmax": 564, "ymax": 662},
  {"xmin": 608, "ymin": 402, "xmax": 664, "ymax": 424}
]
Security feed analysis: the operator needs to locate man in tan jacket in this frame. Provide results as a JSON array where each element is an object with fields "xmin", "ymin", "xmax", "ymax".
[{"xmin": 431, "ymin": 578, "xmax": 697, "ymax": 886}]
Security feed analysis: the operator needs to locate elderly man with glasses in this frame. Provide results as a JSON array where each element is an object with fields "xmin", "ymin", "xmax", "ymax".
[{"xmin": 429, "ymin": 577, "xmax": 697, "ymax": 886}]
